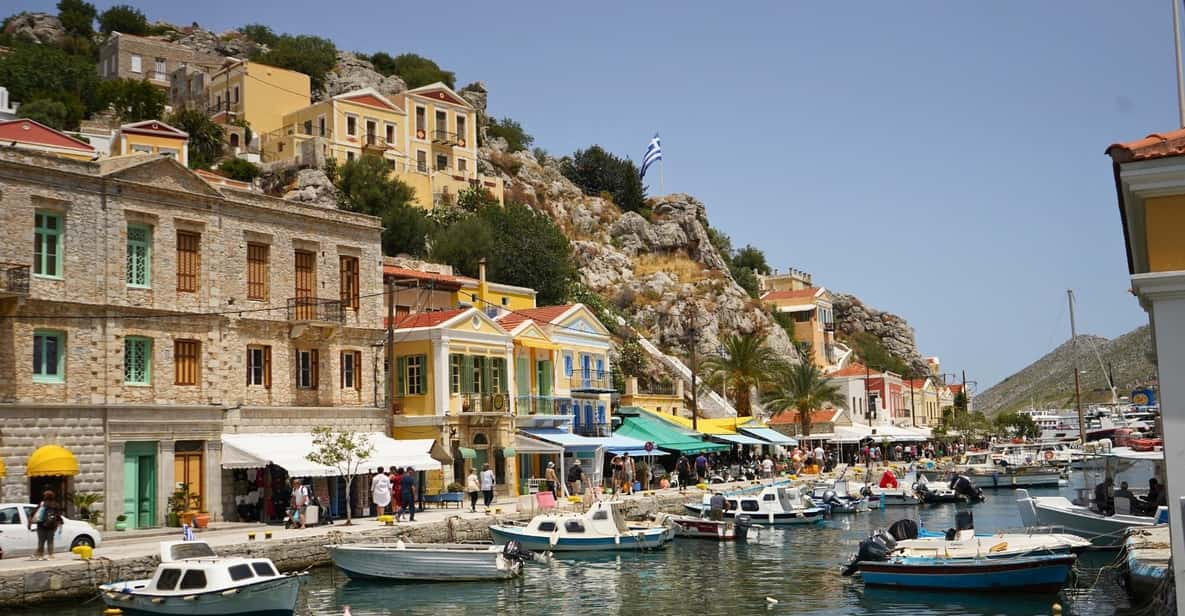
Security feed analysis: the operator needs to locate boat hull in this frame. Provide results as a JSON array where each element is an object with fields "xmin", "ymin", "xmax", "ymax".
[
  {"xmin": 683, "ymin": 503, "xmax": 825, "ymax": 525},
  {"xmin": 488, "ymin": 525, "xmax": 671, "ymax": 552},
  {"xmin": 328, "ymin": 544, "xmax": 520, "ymax": 581},
  {"xmin": 665, "ymin": 517, "xmax": 737, "ymax": 540},
  {"xmin": 101, "ymin": 574, "xmax": 303, "ymax": 616},
  {"xmin": 858, "ymin": 555, "xmax": 1075, "ymax": 591},
  {"xmin": 1016, "ymin": 489, "xmax": 1158, "ymax": 548}
]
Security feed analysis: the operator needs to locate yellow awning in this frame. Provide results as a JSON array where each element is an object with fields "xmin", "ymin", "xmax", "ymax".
[
  {"xmin": 27, "ymin": 445, "xmax": 79, "ymax": 477},
  {"xmin": 0, "ymin": 458, "xmax": 6, "ymax": 478},
  {"xmin": 517, "ymin": 338, "xmax": 560, "ymax": 351}
]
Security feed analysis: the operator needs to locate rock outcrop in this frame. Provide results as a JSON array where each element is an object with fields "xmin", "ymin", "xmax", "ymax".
[
  {"xmin": 281, "ymin": 169, "xmax": 337, "ymax": 209},
  {"xmin": 172, "ymin": 26, "xmax": 264, "ymax": 59},
  {"xmin": 316, "ymin": 51, "xmax": 407, "ymax": 101},
  {"xmin": 3, "ymin": 12, "xmax": 65, "ymax": 45},
  {"xmin": 832, "ymin": 293, "xmax": 926, "ymax": 373}
]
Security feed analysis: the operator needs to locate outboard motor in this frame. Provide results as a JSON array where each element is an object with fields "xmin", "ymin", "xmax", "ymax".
[
  {"xmin": 949, "ymin": 474, "xmax": 985, "ymax": 503},
  {"xmin": 823, "ymin": 490, "xmax": 846, "ymax": 511},
  {"xmin": 887, "ymin": 519, "xmax": 919, "ymax": 541},
  {"xmin": 734, "ymin": 514, "xmax": 754, "ymax": 541},
  {"xmin": 502, "ymin": 540, "xmax": 536, "ymax": 562},
  {"xmin": 842, "ymin": 529, "xmax": 897, "ymax": 576}
]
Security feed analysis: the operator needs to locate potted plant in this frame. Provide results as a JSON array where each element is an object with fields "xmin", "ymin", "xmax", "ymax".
[
  {"xmin": 167, "ymin": 485, "xmax": 190, "ymax": 528},
  {"xmin": 114, "ymin": 514, "xmax": 128, "ymax": 532}
]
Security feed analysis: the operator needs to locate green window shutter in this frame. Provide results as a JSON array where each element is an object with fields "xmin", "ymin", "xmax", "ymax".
[
  {"xmin": 516, "ymin": 357, "xmax": 529, "ymax": 395},
  {"xmin": 539, "ymin": 360, "xmax": 552, "ymax": 396},
  {"xmin": 417, "ymin": 354, "xmax": 427, "ymax": 394},
  {"xmin": 396, "ymin": 356, "xmax": 407, "ymax": 395},
  {"xmin": 462, "ymin": 355, "xmax": 474, "ymax": 394},
  {"xmin": 481, "ymin": 357, "xmax": 493, "ymax": 394},
  {"xmin": 498, "ymin": 358, "xmax": 508, "ymax": 393}
]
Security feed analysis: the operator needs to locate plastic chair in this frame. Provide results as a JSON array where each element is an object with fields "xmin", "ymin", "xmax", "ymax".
[{"xmin": 536, "ymin": 491, "xmax": 557, "ymax": 511}]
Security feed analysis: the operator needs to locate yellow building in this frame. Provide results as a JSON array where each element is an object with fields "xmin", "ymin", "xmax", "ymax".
[
  {"xmin": 902, "ymin": 378, "xmax": 941, "ymax": 427},
  {"xmin": 263, "ymin": 87, "xmax": 409, "ymax": 169},
  {"xmin": 620, "ymin": 377, "xmax": 686, "ymax": 418},
  {"xmin": 112, "ymin": 120, "xmax": 189, "ymax": 166},
  {"xmin": 207, "ymin": 59, "xmax": 311, "ymax": 139},
  {"xmin": 760, "ymin": 285, "xmax": 839, "ymax": 370},
  {"xmin": 390, "ymin": 307, "xmax": 516, "ymax": 495},
  {"xmin": 457, "ymin": 276, "xmax": 538, "ymax": 313}
]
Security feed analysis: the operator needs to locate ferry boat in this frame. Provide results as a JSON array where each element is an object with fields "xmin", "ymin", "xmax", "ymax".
[
  {"xmin": 684, "ymin": 485, "xmax": 825, "ymax": 525},
  {"xmin": 100, "ymin": 540, "xmax": 305, "ymax": 615},
  {"xmin": 489, "ymin": 501, "xmax": 673, "ymax": 552}
]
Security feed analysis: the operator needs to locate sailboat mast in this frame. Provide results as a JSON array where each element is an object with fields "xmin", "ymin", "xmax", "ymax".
[{"xmin": 1068, "ymin": 289, "xmax": 1085, "ymax": 446}]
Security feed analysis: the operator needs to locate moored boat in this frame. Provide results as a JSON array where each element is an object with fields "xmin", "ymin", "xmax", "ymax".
[
  {"xmin": 99, "ymin": 540, "xmax": 305, "ymax": 615},
  {"xmin": 810, "ymin": 479, "xmax": 869, "ymax": 514},
  {"xmin": 852, "ymin": 553, "xmax": 1077, "ymax": 591},
  {"xmin": 1017, "ymin": 488, "xmax": 1166, "ymax": 548},
  {"xmin": 489, "ymin": 500, "xmax": 673, "ymax": 552},
  {"xmin": 684, "ymin": 485, "xmax": 825, "ymax": 525},
  {"xmin": 655, "ymin": 512, "xmax": 757, "ymax": 541},
  {"xmin": 327, "ymin": 540, "xmax": 535, "ymax": 581},
  {"xmin": 1123, "ymin": 525, "xmax": 1170, "ymax": 603}
]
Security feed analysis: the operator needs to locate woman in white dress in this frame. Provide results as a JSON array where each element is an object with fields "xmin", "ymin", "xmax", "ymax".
[{"xmin": 371, "ymin": 466, "xmax": 392, "ymax": 517}]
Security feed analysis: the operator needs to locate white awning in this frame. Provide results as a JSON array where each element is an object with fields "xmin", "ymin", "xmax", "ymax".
[
  {"xmin": 827, "ymin": 424, "xmax": 930, "ymax": 444},
  {"xmin": 514, "ymin": 433, "xmax": 564, "ymax": 454},
  {"xmin": 221, "ymin": 432, "xmax": 444, "ymax": 477},
  {"xmin": 775, "ymin": 304, "xmax": 817, "ymax": 313}
]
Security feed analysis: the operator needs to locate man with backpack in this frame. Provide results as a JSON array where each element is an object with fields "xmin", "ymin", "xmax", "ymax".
[{"xmin": 27, "ymin": 490, "xmax": 61, "ymax": 560}]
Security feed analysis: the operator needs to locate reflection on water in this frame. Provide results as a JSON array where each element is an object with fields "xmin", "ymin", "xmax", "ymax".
[{"xmin": 23, "ymin": 487, "xmax": 1131, "ymax": 616}]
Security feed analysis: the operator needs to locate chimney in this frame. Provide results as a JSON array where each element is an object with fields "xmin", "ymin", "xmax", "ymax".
[{"xmin": 478, "ymin": 257, "xmax": 489, "ymax": 309}]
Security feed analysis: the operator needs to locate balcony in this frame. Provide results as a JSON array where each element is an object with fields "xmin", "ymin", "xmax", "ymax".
[
  {"xmin": 574, "ymin": 423, "xmax": 611, "ymax": 437},
  {"xmin": 432, "ymin": 130, "xmax": 466, "ymax": 147},
  {"xmin": 569, "ymin": 369, "xmax": 616, "ymax": 394},
  {"xmin": 515, "ymin": 395, "xmax": 566, "ymax": 416},
  {"xmin": 286, "ymin": 297, "xmax": 344, "ymax": 325},
  {"xmin": 0, "ymin": 263, "xmax": 30, "ymax": 298},
  {"xmin": 459, "ymin": 393, "xmax": 511, "ymax": 414},
  {"xmin": 360, "ymin": 132, "xmax": 393, "ymax": 154},
  {"xmin": 823, "ymin": 322, "xmax": 836, "ymax": 333}
]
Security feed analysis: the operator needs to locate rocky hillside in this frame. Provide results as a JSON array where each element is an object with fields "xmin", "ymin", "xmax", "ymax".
[
  {"xmin": 975, "ymin": 326, "xmax": 1157, "ymax": 415},
  {"xmin": 832, "ymin": 293, "xmax": 927, "ymax": 374}
]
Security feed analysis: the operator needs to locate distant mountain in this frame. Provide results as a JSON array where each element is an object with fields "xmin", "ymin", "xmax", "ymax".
[{"xmin": 976, "ymin": 326, "xmax": 1157, "ymax": 415}]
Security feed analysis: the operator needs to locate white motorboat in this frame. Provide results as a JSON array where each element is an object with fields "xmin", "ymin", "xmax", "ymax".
[
  {"xmin": 810, "ymin": 479, "xmax": 869, "ymax": 513},
  {"xmin": 685, "ymin": 485, "xmax": 826, "ymax": 525},
  {"xmin": 100, "ymin": 541, "xmax": 305, "ymax": 615},
  {"xmin": 1016, "ymin": 488, "xmax": 1166, "ymax": 548},
  {"xmin": 654, "ymin": 512, "xmax": 757, "ymax": 541},
  {"xmin": 489, "ymin": 500, "xmax": 673, "ymax": 552},
  {"xmin": 949, "ymin": 452, "xmax": 1063, "ymax": 488},
  {"xmin": 328, "ymin": 540, "xmax": 533, "ymax": 581}
]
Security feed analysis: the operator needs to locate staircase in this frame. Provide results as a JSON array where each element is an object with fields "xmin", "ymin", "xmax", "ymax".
[{"xmin": 632, "ymin": 331, "xmax": 738, "ymax": 418}]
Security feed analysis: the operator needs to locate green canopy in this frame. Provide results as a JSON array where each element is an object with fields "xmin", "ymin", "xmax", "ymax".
[
  {"xmin": 458, "ymin": 447, "xmax": 477, "ymax": 460},
  {"xmin": 614, "ymin": 415, "xmax": 729, "ymax": 455}
]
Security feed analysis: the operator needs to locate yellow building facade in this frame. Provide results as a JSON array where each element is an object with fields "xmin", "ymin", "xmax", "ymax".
[
  {"xmin": 207, "ymin": 60, "xmax": 311, "ymax": 138},
  {"xmin": 112, "ymin": 120, "xmax": 189, "ymax": 166},
  {"xmin": 263, "ymin": 88, "xmax": 411, "ymax": 171}
]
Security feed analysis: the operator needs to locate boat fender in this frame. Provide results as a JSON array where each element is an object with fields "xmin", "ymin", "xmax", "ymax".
[
  {"xmin": 150, "ymin": 598, "xmax": 164, "ymax": 604},
  {"xmin": 182, "ymin": 595, "xmax": 197, "ymax": 601},
  {"xmin": 221, "ymin": 589, "xmax": 239, "ymax": 596},
  {"xmin": 989, "ymin": 541, "xmax": 1008, "ymax": 553}
]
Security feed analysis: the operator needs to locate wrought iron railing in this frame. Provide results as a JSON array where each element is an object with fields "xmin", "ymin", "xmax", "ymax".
[
  {"xmin": 432, "ymin": 130, "xmax": 465, "ymax": 146},
  {"xmin": 0, "ymin": 263, "xmax": 30, "ymax": 296},
  {"xmin": 569, "ymin": 369, "xmax": 615, "ymax": 392},
  {"xmin": 286, "ymin": 297, "xmax": 344, "ymax": 324},
  {"xmin": 823, "ymin": 322, "xmax": 836, "ymax": 332},
  {"xmin": 574, "ymin": 423, "xmax": 611, "ymax": 437},
  {"xmin": 514, "ymin": 395, "xmax": 567, "ymax": 416},
  {"xmin": 459, "ymin": 392, "xmax": 511, "ymax": 413}
]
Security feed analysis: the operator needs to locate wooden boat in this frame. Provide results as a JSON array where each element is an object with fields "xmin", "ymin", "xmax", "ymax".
[
  {"xmin": 1124, "ymin": 525, "xmax": 1170, "ymax": 603},
  {"xmin": 100, "ymin": 540, "xmax": 305, "ymax": 615},
  {"xmin": 1017, "ymin": 488, "xmax": 1166, "ymax": 548},
  {"xmin": 654, "ymin": 512, "xmax": 757, "ymax": 541},
  {"xmin": 489, "ymin": 500, "xmax": 673, "ymax": 552},
  {"xmin": 327, "ymin": 540, "xmax": 534, "ymax": 581},
  {"xmin": 852, "ymin": 553, "xmax": 1077, "ymax": 591},
  {"xmin": 684, "ymin": 485, "xmax": 825, "ymax": 525}
]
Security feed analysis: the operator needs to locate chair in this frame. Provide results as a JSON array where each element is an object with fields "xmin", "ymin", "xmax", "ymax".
[
  {"xmin": 535, "ymin": 491, "xmax": 557, "ymax": 511},
  {"xmin": 1115, "ymin": 496, "xmax": 1132, "ymax": 516}
]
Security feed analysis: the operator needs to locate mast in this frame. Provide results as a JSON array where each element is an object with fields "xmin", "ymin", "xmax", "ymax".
[{"xmin": 1068, "ymin": 290, "xmax": 1085, "ymax": 448}]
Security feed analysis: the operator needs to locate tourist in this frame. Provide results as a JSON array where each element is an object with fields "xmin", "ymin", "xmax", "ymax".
[
  {"xmin": 676, "ymin": 456, "xmax": 691, "ymax": 492},
  {"xmin": 1094, "ymin": 477, "xmax": 1115, "ymax": 516},
  {"xmin": 545, "ymin": 461, "xmax": 560, "ymax": 498},
  {"xmin": 289, "ymin": 478, "xmax": 309, "ymax": 529},
  {"xmin": 610, "ymin": 454, "xmax": 624, "ymax": 493},
  {"xmin": 398, "ymin": 468, "xmax": 417, "ymax": 522},
  {"xmin": 465, "ymin": 468, "xmax": 481, "ymax": 512},
  {"xmin": 1114, "ymin": 481, "xmax": 1136, "ymax": 508},
  {"xmin": 709, "ymin": 492, "xmax": 727, "ymax": 522},
  {"xmin": 27, "ymin": 490, "xmax": 59, "ymax": 560},
  {"xmin": 879, "ymin": 468, "xmax": 898, "ymax": 489},
  {"xmin": 694, "ymin": 453, "xmax": 709, "ymax": 483},
  {"xmin": 568, "ymin": 460, "xmax": 585, "ymax": 496},
  {"xmin": 813, "ymin": 445, "xmax": 825, "ymax": 465},
  {"xmin": 391, "ymin": 468, "xmax": 404, "ymax": 515},
  {"xmin": 371, "ymin": 466, "xmax": 391, "ymax": 518},
  {"xmin": 639, "ymin": 458, "xmax": 651, "ymax": 492},
  {"xmin": 480, "ymin": 463, "xmax": 496, "ymax": 508},
  {"xmin": 622, "ymin": 453, "xmax": 636, "ymax": 495},
  {"xmin": 761, "ymin": 456, "xmax": 774, "ymax": 480}
]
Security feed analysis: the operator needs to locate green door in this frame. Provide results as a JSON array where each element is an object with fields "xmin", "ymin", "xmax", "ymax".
[{"xmin": 123, "ymin": 442, "xmax": 157, "ymax": 528}]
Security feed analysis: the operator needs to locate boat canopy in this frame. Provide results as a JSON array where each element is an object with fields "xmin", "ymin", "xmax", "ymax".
[
  {"xmin": 613, "ymin": 415, "xmax": 729, "ymax": 455},
  {"xmin": 221, "ymin": 432, "xmax": 448, "ymax": 476}
]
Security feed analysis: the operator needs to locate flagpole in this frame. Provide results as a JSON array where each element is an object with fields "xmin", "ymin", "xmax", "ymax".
[{"xmin": 660, "ymin": 157, "xmax": 665, "ymax": 195}]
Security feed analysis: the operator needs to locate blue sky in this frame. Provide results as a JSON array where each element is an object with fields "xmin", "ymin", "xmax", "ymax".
[{"xmin": 11, "ymin": 1, "xmax": 1171, "ymax": 390}]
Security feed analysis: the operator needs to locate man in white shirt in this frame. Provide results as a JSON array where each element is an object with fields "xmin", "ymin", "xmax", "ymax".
[
  {"xmin": 480, "ymin": 464, "xmax": 496, "ymax": 508},
  {"xmin": 371, "ymin": 466, "xmax": 392, "ymax": 517},
  {"xmin": 761, "ymin": 457, "xmax": 774, "ymax": 480},
  {"xmin": 813, "ymin": 446, "xmax": 825, "ymax": 464}
]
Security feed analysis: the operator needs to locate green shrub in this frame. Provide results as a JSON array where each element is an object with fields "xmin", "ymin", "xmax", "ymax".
[
  {"xmin": 333, "ymin": 155, "xmax": 430, "ymax": 257},
  {"xmin": 844, "ymin": 331, "xmax": 911, "ymax": 375},
  {"xmin": 0, "ymin": 42, "xmax": 103, "ymax": 120},
  {"xmin": 367, "ymin": 51, "xmax": 397, "ymax": 76},
  {"xmin": 98, "ymin": 4, "xmax": 148, "ymax": 35},
  {"xmin": 255, "ymin": 34, "xmax": 337, "ymax": 91},
  {"xmin": 389, "ymin": 53, "xmax": 455, "ymax": 89},
  {"xmin": 167, "ymin": 107, "xmax": 225, "ymax": 169},
  {"xmin": 17, "ymin": 98, "xmax": 71, "ymax": 130},
  {"xmin": 218, "ymin": 158, "xmax": 261, "ymax": 182},
  {"xmin": 486, "ymin": 117, "xmax": 533, "ymax": 153},
  {"xmin": 560, "ymin": 145, "xmax": 647, "ymax": 214},
  {"xmin": 238, "ymin": 23, "xmax": 279, "ymax": 47},
  {"xmin": 98, "ymin": 78, "xmax": 166, "ymax": 122}
]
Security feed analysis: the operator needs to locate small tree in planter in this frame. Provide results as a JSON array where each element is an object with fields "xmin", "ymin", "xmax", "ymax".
[
  {"xmin": 306, "ymin": 426, "xmax": 374, "ymax": 525},
  {"xmin": 115, "ymin": 514, "xmax": 128, "ymax": 531}
]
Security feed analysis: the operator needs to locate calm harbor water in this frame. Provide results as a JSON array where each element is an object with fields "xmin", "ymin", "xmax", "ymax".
[{"xmin": 27, "ymin": 486, "xmax": 1130, "ymax": 616}]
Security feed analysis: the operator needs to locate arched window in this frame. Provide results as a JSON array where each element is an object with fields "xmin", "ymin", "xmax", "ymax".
[
  {"xmin": 229, "ymin": 133, "xmax": 240, "ymax": 148},
  {"xmin": 473, "ymin": 433, "xmax": 488, "ymax": 445}
]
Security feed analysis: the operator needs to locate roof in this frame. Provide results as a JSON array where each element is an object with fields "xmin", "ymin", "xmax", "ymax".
[
  {"xmin": 0, "ymin": 119, "xmax": 96, "ymax": 153},
  {"xmin": 394, "ymin": 307, "xmax": 470, "ymax": 329},
  {"xmin": 829, "ymin": 363, "xmax": 876, "ymax": 378},
  {"xmin": 335, "ymin": 88, "xmax": 405, "ymax": 114},
  {"xmin": 768, "ymin": 409, "xmax": 842, "ymax": 426},
  {"xmin": 405, "ymin": 82, "xmax": 472, "ymax": 108},
  {"xmin": 761, "ymin": 287, "xmax": 824, "ymax": 302},
  {"xmin": 496, "ymin": 304, "xmax": 576, "ymax": 330},
  {"xmin": 194, "ymin": 169, "xmax": 251, "ymax": 190},
  {"xmin": 118, "ymin": 119, "xmax": 188, "ymax": 139},
  {"xmin": 1106, "ymin": 129, "xmax": 1185, "ymax": 163},
  {"xmin": 902, "ymin": 378, "xmax": 930, "ymax": 389},
  {"xmin": 383, "ymin": 265, "xmax": 466, "ymax": 288},
  {"xmin": 947, "ymin": 384, "xmax": 965, "ymax": 395}
]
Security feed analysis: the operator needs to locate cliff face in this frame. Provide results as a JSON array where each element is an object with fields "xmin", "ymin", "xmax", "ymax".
[{"xmin": 831, "ymin": 292, "xmax": 927, "ymax": 373}]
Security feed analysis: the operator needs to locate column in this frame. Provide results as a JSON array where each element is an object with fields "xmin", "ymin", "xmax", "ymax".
[
  {"xmin": 433, "ymin": 340, "xmax": 450, "ymax": 416},
  {"xmin": 1132, "ymin": 271, "xmax": 1185, "ymax": 614},
  {"xmin": 204, "ymin": 440, "xmax": 223, "ymax": 522},
  {"xmin": 105, "ymin": 442, "xmax": 124, "ymax": 531},
  {"xmin": 157, "ymin": 440, "xmax": 175, "ymax": 527}
]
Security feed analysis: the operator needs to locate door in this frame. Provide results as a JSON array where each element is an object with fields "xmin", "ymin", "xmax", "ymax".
[
  {"xmin": 175, "ymin": 450, "xmax": 204, "ymax": 511},
  {"xmin": 581, "ymin": 355, "xmax": 591, "ymax": 389},
  {"xmin": 365, "ymin": 120, "xmax": 377, "ymax": 144},
  {"xmin": 294, "ymin": 250, "xmax": 316, "ymax": 320},
  {"xmin": 124, "ymin": 442, "xmax": 157, "ymax": 528}
]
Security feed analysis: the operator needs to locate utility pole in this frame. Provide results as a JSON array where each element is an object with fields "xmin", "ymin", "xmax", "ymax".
[
  {"xmin": 385, "ymin": 280, "xmax": 395, "ymax": 421},
  {"xmin": 687, "ymin": 304, "xmax": 699, "ymax": 432},
  {"xmin": 909, "ymin": 373, "xmax": 917, "ymax": 428},
  {"xmin": 1069, "ymin": 290, "xmax": 1085, "ymax": 449},
  {"xmin": 1174, "ymin": 0, "xmax": 1185, "ymax": 127},
  {"xmin": 962, "ymin": 370, "xmax": 968, "ymax": 413}
]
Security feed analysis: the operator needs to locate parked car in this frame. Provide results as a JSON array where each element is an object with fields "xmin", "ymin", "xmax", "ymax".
[{"xmin": 0, "ymin": 503, "xmax": 102, "ymax": 557}]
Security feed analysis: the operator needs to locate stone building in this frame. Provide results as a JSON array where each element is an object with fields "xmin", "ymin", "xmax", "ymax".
[
  {"xmin": 99, "ymin": 32, "xmax": 223, "ymax": 91},
  {"xmin": 0, "ymin": 146, "xmax": 385, "ymax": 529}
]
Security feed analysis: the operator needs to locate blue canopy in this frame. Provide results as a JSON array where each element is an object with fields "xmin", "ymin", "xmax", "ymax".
[
  {"xmin": 709, "ymin": 433, "xmax": 765, "ymax": 446},
  {"xmin": 520, "ymin": 428, "xmax": 603, "ymax": 452},
  {"xmin": 739, "ymin": 427, "xmax": 799, "ymax": 446}
]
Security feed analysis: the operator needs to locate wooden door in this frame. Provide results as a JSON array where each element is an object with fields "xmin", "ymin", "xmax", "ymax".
[
  {"xmin": 294, "ymin": 250, "xmax": 316, "ymax": 320},
  {"xmin": 175, "ymin": 452, "xmax": 204, "ymax": 511}
]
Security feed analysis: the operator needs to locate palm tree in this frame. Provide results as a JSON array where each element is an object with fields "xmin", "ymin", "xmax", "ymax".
[
  {"xmin": 700, "ymin": 333, "xmax": 782, "ymax": 417},
  {"xmin": 762, "ymin": 362, "xmax": 847, "ymax": 437}
]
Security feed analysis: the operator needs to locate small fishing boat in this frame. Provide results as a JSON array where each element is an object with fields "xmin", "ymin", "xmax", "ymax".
[
  {"xmin": 654, "ymin": 512, "xmax": 757, "ymax": 541},
  {"xmin": 951, "ymin": 452, "xmax": 1064, "ymax": 489},
  {"xmin": 489, "ymin": 500, "xmax": 673, "ymax": 552},
  {"xmin": 100, "ymin": 540, "xmax": 305, "ymax": 615},
  {"xmin": 863, "ymin": 485, "xmax": 922, "ymax": 507},
  {"xmin": 913, "ymin": 476, "xmax": 965, "ymax": 504},
  {"xmin": 684, "ymin": 485, "xmax": 825, "ymax": 525},
  {"xmin": 851, "ymin": 553, "xmax": 1077, "ymax": 591},
  {"xmin": 327, "ymin": 540, "xmax": 535, "ymax": 581},
  {"xmin": 1017, "ymin": 488, "xmax": 1166, "ymax": 548},
  {"xmin": 882, "ymin": 515, "xmax": 1091, "ymax": 558},
  {"xmin": 810, "ymin": 480, "xmax": 869, "ymax": 514}
]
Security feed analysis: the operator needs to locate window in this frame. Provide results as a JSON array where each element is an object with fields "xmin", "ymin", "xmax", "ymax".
[
  {"xmin": 385, "ymin": 123, "xmax": 395, "ymax": 144},
  {"xmin": 563, "ymin": 352, "xmax": 573, "ymax": 377},
  {"xmin": 592, "ymin": 510, "xmax": 608, "ymax": 520},
  {"xmin": 456, "ymin": 116, "xmax": 466, "ymax": 143},
  {"xmin": 741, "ymin": 500, "xmax": 760, "ymax": 512},
  {"xmin": 251, "ymin": 561, "xmax": 277, "ymax": 577},
  {"xmin": 0, "ymin": 507, "xmax": 19, "ymax": 524},
  {"xmin": 564, "ymin": 520, "xmax": 585, "ymax": 533},
  {"xmin": 450, "ymin": 354, "xmax": 462, "ymax": 394},
  {"xmin": 339, "ymin": 256, "xmax": 359, "ymax": 310},
  {"xmin": 303, "ymin": 120, "xmax": 312, "ymax": 135},
  {"xmin": 435, "ymin": 154, "xmax": 448, "ymax": 171},
  {"xmin": 246, "ymin": 243, "xmax": 268, "ymax": 300},
  {"xmin": 365, "ymin": 119, "xmax": 377, "ymax": 143},
  {"xmin": 346, "ymin": 151, "xmax": 355, "ymax": 162},
  {"xmin": 416, "ymin": 151, "xmax": 427, "ymax": 173},
  {"xmin": 131, "ymin": 144, "xmax": 153, "ymax": 154},
  {"xmin": 178, "ymin": 570, "xmax": 207, "ymax": 590},
  {"xmin": 346, "ymin": 115, "xmax": 357, "ymax": 137},
  {"xmin": 215, "ymin": 94, "xmax": 222, "ymax": 110},
  {"xmin": 407, "ymin": 355, "xmax": 424, "ymax": 395},
  {"xmin": 227, "ymin": 564, "xmax": 254, "ymax": 581},
  {"xmin": 340, "ymin": 350, "xmax": 361, "ymax": 390},
  {"xmin": 154, "ymin": 58, "xmax": 166, "ymax": 81},
  {"xmin": 126, "ymin": 224, "xmax": 152, "ymax": 288},
  {"xmin": 124, "ymin": 336, "xmax": 152, "ymax": 385},
  {"xmin": 174, "ymin": 339, "xmax": 200, "ymax": 386},
  {"xmin": 491, "ymin": 358, "xmax": 503, "ymax": 394},
  {"xmin": 471, "ymin": 356, "xmax": 484, "ymax": 394},
  {"xmin": 435, "ymin": 110, "xmax": 447, "ymax": 139},
  {"xmin": 32, "ymin": 330, "xmax": 64, "ymax": 383},
  {"xmin": 537, "ymin": 521, "xmax": 557, "ymax": 532},
  {"xmin": 458, "ymin": 158, "xmax": 468, "ymax": 173},
  {"xmin": 130, "ymin": 54, "xmax": 142, "ymax": 73},
  {"xmin": 233, "ymin": 85, "xmax": 239, "ymax": 104},
  {"xmin": 415, "ymin": 106, "xmax": 426, "ymax": 132},
  {"xmin": 155, "ymin": 569, "xmax": 181, "ymax": 591},
  {"xmin": 159, "ymin": 148, "xmax": 179, "ymax": 160},
  {"xmin": 176, "ymin": 231, "xmax": 200, "ymax": 292},
  {"xmin": 33, "ymin": 211, "xmax": 62, "ymax": 278},
  {"xmin": 318, "ymin": 116, "xmax": 326, "ymax": 137},
  {"xmin": 297, "ymin": 349, "xmax": 318, "ymax": 389},
  {"xmin": 246, "ymin": 345, "xmax": 271, "ymax": 388}
]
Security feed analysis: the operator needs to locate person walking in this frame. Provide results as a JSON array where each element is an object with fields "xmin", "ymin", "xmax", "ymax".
[
  {"xmin": 761, "ymin": 456, "xmax": 774, "ymax": 480},
  {"xmin": 639, "ymin": 458, "xmax": 651, "ymax": 492},
  {"xmin": 289, "ymin": 478, "xmax": 309, "ymax": 529},
  {"xmin": 391, "ymin": 468, "xmax": 403, "ymax": 515},
  {"xmin": 465, "ymin": 468, "xmax": 481, "ymax": 512},
  {"xmin": 675, "ymin": 456, "xmax": 691, "ymax": 492},
  {"xmin": 27, "ymin": 490, "xmax": 59, "ymax": 560},
  {"xmin": 371, "ymin": 467, "xmax": 391, "ymax": 518},
  {"xmin": 480, "ymin": 463, "xmax": 496, "ymax": 508},
  {"xmin": 397, "ymin": 468, "xmax": 417, "ymax": 522},
  {"xmin": 545, "ymin": 462, "xmax": 560, "ymax": 498},
  {"xmin": 622, "ymin": 453, "xmax": 636, "ymax": 495},
  {"xmin": 694, "ymin": 453, "xmax": 709, "ymax": 483},
  {"xmin": 568, "ymin": 460, "xmax": 585, "ymax": 496}
]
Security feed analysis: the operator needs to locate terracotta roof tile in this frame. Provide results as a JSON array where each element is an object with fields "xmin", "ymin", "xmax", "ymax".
[
  {"xmin": 495, "ymin": 305, "xmax": 575, "ymax": 330},
  {"xmin": 0, "ymin": 119, "xmax": 95, "ymax": 152},
  {"xmin": 383, "ymin": 266, "xmax": 466, "ymax": 288},
  {"xmin": 829, "ymin": 363, "xmax": 877, "ymax": 378},
  {"xmin": 1107, "ymin": 128, "xmax": 1185, "ymax": 163},
  {"xmin": 768, "ymin": 409, "xmax": 840, "ymax": 425},
  {"xmin": 760, "ymin": 287, "xmax": 821, "ymax": 301},
  {"xmin": 393, "ymin": 308, "xmax": 470, "ymax": 329}
]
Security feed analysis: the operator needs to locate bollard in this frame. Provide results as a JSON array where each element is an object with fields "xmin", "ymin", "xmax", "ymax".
[
  {"xmin": 247, "ymin": 532, "xmax": 256, "ymax": 541},
  {"xmin": 1051, "ymin": 603, "xmax": 1062, "ymax": 615},
  {"xmin": 264, "ymin": 531, "xmax": 272, "ymax": 540}
]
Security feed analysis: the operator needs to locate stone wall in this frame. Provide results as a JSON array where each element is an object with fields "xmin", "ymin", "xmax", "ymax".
[{"xmin": 0, "ymin": 407, "xmax": 105, "ymax": 504}]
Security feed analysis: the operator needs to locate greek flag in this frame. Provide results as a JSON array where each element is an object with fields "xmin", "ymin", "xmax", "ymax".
[
  {"xmin": 640, "ymin": 133, "xmax": 662, "ymax": 180},
  {"xmin": 182, "ymin": 524, "xmax": 195, "ymax": 541}
]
